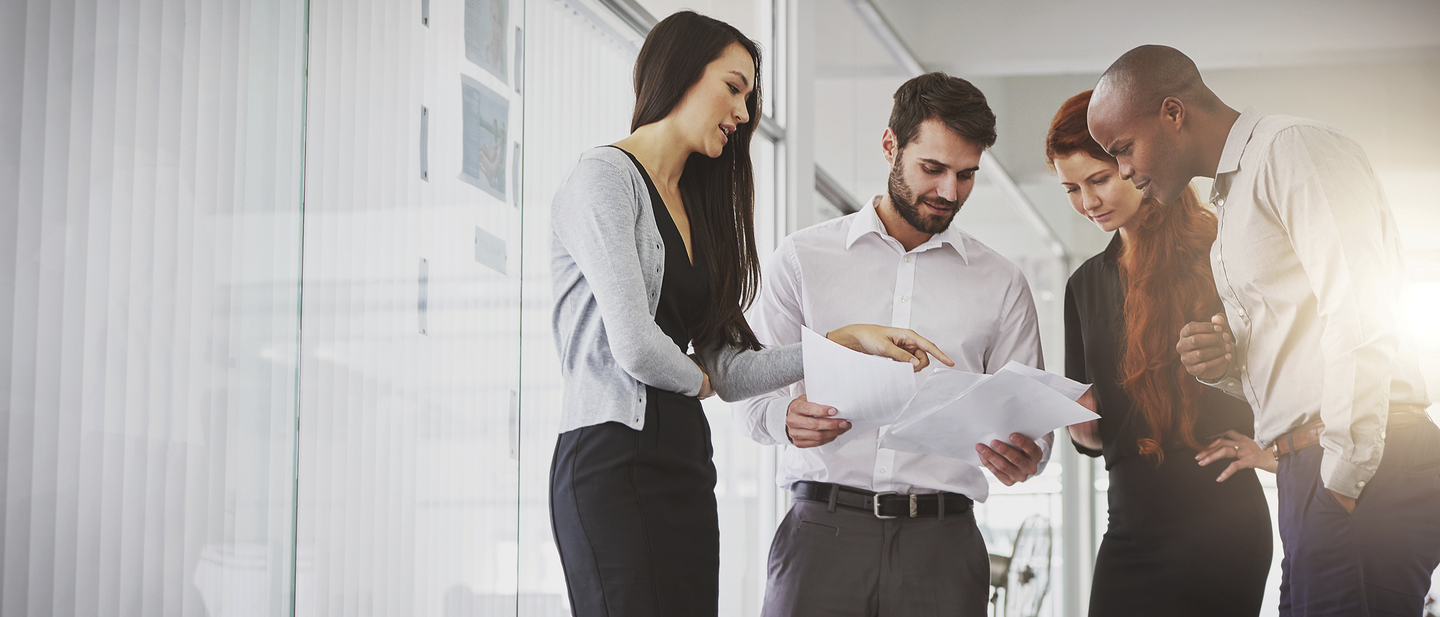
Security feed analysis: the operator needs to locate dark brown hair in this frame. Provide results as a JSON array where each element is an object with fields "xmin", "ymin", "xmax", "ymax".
[
  {"xmin": 888, "ymin": 72, "xmax": 997, "ymax": 151},
  {"xmin": 1047, "ymin": 90, "xmax": 1220, "ymax": 465},
  {"xmin": 632, "ymin": 11, "xmax": 764, "ymax": 352}
]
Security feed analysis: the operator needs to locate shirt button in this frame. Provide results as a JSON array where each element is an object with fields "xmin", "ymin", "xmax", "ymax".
[
  {"xmin": 1237, "ymin": 308, "xmax": 1247, "ymax": 317},
  {"xmin": 1215, "ymin": 197, "xmax": 1225, "ymax": 207},
  {"xmin": 1357, "ymin": 481, "xmax": 1366, "ymax": 488},
  {"xmin": 879, "ymin": 467, "xmax": 889, "ymax": 474},
  {"xmin": 903, "ymin": 256, "xmax": 911, "ymax": 263},
  {"xmin": 900, "ymin": 296, "xmax": 909, "ymax": 303}
]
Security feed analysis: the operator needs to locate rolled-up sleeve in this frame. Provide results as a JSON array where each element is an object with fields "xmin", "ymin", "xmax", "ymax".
[
  {"xmin": 1063, "ymin": 279, "xmax": 1103, "ymax": 459},
  {"xmin": 733, "ymin": 239, "xmax": 808, "ymax": 446},
  {"xmin": 989, "ymin": 266, "xmax": 1055, "ymax": 470},
  {"xmin": 1264, "ymin": 127, "xmax": 1398, "ymax": 498}
]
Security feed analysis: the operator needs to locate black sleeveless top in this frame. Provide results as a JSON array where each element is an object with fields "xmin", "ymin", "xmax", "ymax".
[{"xmin": 609, "ymin": 146, "xmax": 710, "ymax": 352}]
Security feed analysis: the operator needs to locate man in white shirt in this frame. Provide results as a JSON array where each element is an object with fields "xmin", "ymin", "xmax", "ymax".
[
  {"xmin": 738, "ymin": 72, "xmax": 1053, "ymax": 616},
  {"xmin": 1088, "ymin": 44, "xmax": 1440, "ymax": 616}
]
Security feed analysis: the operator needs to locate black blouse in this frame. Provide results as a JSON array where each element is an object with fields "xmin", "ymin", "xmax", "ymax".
[
  {"xmin": 611, "ymin": 146, "xmax": 710, "ymax": 353},
  {"xmin": 1063, "ymin": 234, "xmax": 1256, "ymax": 468}
]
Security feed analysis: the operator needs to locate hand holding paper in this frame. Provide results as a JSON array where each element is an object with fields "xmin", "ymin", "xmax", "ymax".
[
  {"xmin": 977, "ymin": 432, "xmax": 1045, "ymax": 486},
  {"xmin": 783, "ymin": 395, "xmax": 851, "ymax": 449},
  {"xmin": 801, "ymin": 327, "xmax": 917, "ymax": 453}
]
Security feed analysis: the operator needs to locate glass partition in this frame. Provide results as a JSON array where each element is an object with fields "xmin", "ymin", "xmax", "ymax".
[
  {"xmin": 0, "ymin": 0, "xmax": 307, "ymax": 614},
  {"xmin": 516, "ymin": 1, "xmax": 639, "ymax": 614},
  {"xmin": 295, "ymin": 0, "xmax": 526, "ymax": 614}
]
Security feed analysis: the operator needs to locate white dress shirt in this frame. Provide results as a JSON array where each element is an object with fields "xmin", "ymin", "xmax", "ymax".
[
  {"xmin": 1203, "ymin": 107, "xmax": 1430, "ymax": 498},
  {"xmin": 737, "ymin": 197, "xmax": 1051, "ymax": 502}
]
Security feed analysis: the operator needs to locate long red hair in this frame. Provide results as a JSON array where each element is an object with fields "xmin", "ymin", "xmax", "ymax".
[{"xmin": 1045, "ymin": 90, "xmax": 1220, "ymax": 464}]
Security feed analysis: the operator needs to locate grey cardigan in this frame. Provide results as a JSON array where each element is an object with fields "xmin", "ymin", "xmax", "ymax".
[{"xmin": 550, "ymin": 146, "xmax": 802, "ymax": 433}]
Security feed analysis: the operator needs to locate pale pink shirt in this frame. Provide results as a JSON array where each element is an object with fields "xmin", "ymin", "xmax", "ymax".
[
  {"xmin": 1201, "ymin": 107, "xmax": 1430, "ymax": 498},
  {"xmin": 736, "ymin": 197, "xmax": 1051, "ymax": 502}
]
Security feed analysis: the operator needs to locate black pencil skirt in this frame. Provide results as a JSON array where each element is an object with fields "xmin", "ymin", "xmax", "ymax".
[
  {"xmin": 1088, "ymin": 447, "xmax": 1273, "ymax": 617},
  {"xmin": 549, "ymin": 386, "xmax": 719, "ymax": 617}
]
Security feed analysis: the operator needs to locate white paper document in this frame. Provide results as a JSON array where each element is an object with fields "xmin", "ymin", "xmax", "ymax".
[
  {"xmin": 800, "ymin": 327, "xmax": 916, "ymax": 453},
  {"xmin": 877, "ymin": 361, "xmax": 1099, "ymax": 466}
]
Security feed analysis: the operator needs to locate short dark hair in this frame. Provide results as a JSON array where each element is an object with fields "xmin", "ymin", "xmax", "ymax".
[{"xmin": 888, "ymin": 72, "xmax": 997, "ymax": 151}]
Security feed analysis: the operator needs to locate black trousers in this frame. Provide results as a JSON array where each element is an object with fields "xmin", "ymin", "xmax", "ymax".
[
  {"xmin": 1277, "ymin": 416, "xmax": 1440, "ymax": 616},
  {"xmin": 549, "ymin": 386, "xmax": 718, "ymax": 617}
]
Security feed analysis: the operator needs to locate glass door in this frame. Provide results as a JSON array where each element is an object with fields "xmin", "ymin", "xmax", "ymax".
[{"xmin": 295, "ymin": 0, "xmax": 526, "ymax": 614}]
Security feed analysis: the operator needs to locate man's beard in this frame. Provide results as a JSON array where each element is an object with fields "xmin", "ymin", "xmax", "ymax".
[{"xmin": 887, "ymin": 155, "xmax": 960, "ymax": 235}]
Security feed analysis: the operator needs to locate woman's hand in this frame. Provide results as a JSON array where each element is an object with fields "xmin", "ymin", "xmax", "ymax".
[
  {"xmin": 1066, "ymin": 387, "xmax": 1102, "ymax": 449},
  {"xmin": 826, "ymin": 325, "xmax": 954, "ymax": 372},
  {"xmin": 690, "ymin": 354, "xmax": 715, "ymax": 399},
  {"xmin": 698, "ymin": 371, "xmax": 714, "ymax": 399},
  {"xmin": 1068, "ymin": 419, "xmax": 1102, "ymax": 451},
  {"xmin": 1196, "ymin": 429, "xmax": 1276, "ymax": 481}
]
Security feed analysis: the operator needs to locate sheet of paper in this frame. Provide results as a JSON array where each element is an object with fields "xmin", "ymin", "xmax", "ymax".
[
  {"xmin": 880, "ymin": 367, "xmax": 989, "ymax": 433},
  {"xmin": 801, "ymin": 327, "xmax": 916, "ymax": 453},
  {"xmin": 996, "ymin": 360, "xmax": 1090, "ymax": 400},
  {"xmin": 878, "ymin": 366, "xmax": 1098, "ymax": 466}
]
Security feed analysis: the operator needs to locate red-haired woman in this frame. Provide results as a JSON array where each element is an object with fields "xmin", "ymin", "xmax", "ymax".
[{"xmin": 1048, "ymin": 90, "xmax": 1275, "ymax": 616}]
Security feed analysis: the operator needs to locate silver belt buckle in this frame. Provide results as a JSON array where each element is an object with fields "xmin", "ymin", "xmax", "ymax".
[{"xmin": 872, "ymin": 491, "xmax": 898, "ymax": 519}]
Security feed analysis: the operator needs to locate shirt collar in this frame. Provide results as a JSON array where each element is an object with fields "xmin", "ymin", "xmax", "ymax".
[
  {"xmin": 1102, "ymin": 231, "xmax": 1123, "ymax": 264},
  {"xmin": 1210, "ymin": 106, "xmax": 1263, "ymax": 204},
  {"xmin": 845, "ymin": 196, "xmax": 969, "ymax": 263},
  {"xmin": 1216, "ymin": 106, "xmax": 1263, "ymax": 178}
]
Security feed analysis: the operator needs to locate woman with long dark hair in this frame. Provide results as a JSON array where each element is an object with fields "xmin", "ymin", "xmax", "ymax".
[
  {"xmin": 1048, "ymin": 90, "xmax": 1275, "ymax": 616},
  {"xmin": 548, "ymin": 12, "xmax": 950, "ymax": 616}
]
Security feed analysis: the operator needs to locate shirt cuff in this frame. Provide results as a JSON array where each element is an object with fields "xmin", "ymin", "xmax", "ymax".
[
  {"xmin": 766, "ymin": 396, "xmax": 792, "ymax": 445},
  {"xmin": 1320, "ymin": 450, "xmax": 1377, "ymax": 500},
  {"xmin": 1196, "ymin": 370, "xmax": 1244, "ymax": 399},
  {"xmin": 1029, "ymin": 431, "xmax": 1055, "ymax": 475}
]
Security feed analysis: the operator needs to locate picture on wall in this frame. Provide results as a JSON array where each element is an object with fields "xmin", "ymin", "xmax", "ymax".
[
  {"xmin": 460, "ymin": 75, "xmax": 508, "ymax": 201},
  {"xmin": 465, "ymin": 0, "xmax": 508, "ymax": 82}
]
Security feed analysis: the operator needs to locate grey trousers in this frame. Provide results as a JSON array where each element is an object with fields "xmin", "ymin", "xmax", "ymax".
[{"xmin": 761, "ymin": 495, "xmax": 991, "ymax": 617}]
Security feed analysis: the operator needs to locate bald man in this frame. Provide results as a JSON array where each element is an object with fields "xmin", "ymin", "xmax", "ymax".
[{"xmin": 1089, "ymin": 45, "xmax": 1439, "ymax": 617}]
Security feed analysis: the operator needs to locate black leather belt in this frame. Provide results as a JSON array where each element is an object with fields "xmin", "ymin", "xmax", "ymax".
[{"xmin": 793, "ymin": 481, "xmax": 972, "ymax": 519}]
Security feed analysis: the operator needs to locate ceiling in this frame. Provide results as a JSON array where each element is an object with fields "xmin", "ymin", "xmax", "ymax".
[{"xmin": 817, "ymin": 0, "xmax": 1440, "ymax": 77}]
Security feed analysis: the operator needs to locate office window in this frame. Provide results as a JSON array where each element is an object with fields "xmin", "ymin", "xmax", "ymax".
[{"xmin": 0, "ymin": 1, "xmax": 307, "ymax": 614}]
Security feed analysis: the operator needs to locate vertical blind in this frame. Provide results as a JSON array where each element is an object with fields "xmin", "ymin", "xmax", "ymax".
[
  {"xmin": 1, "ymin": 0, "xmax": 307, "ymax": 616},
  {"xmin": 516, "ymin": 1, "xmax": 637, "ymax": 614},
  {"xmin": 297, "ymin": 0, "xmax": 525, "ymax": 615},
  {"xmin": 2, "ymin": 0, "xmax": 787, "ymax": 615}
]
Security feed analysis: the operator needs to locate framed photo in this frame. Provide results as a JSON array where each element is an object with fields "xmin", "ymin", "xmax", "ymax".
[
  {"xmin": 459, "ymin": 75, "xmax": 508, "ymax": 201},
  {"xmin": 465, "ymin": 0, "xmax": 508, "ymax": 82}
]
